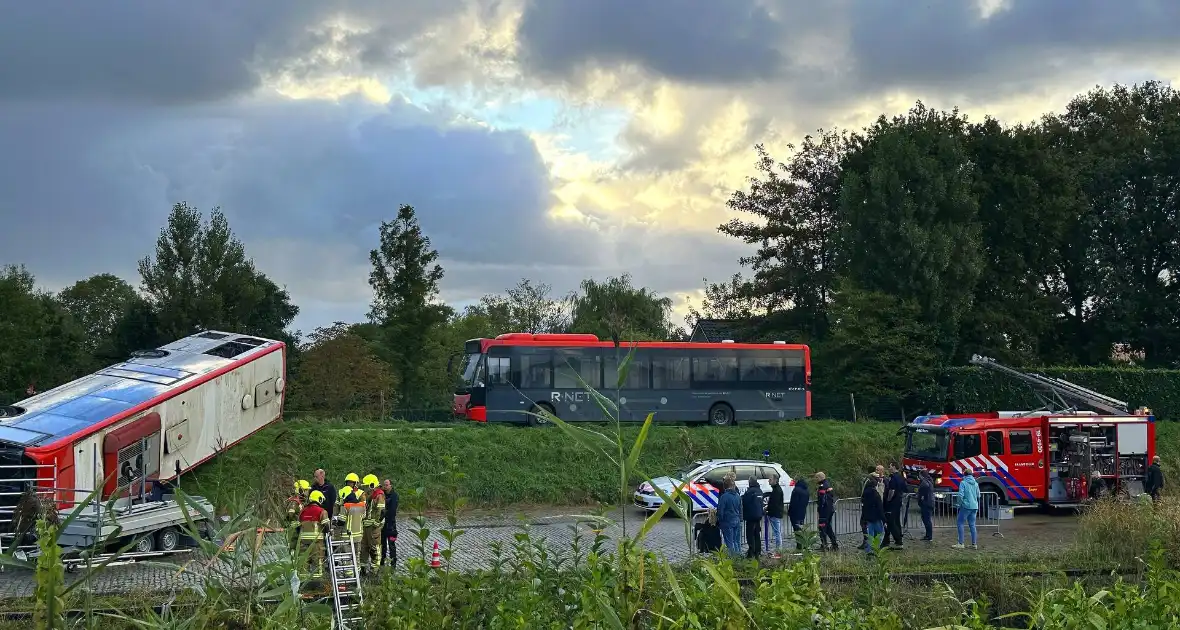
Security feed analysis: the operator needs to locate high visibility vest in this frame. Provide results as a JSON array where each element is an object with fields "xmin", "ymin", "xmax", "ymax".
[
  {"xmin": 364, "ymin": 489, "xmax": 385, "ymax": 528},
  {"xmin": 298, "ymin": 505, "xmax": 329, "ymax": 541},
  {"xmin": 342, "ymin": 489, "xmax": 366, "ymax": 536}
]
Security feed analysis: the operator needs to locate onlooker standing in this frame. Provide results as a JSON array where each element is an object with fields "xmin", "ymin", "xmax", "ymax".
[
  {"xmin": 883, "ymin": 463, "xmax": 906, "ymax": 549},
  {"xmin": 766, "ymin": 474, "xmax": 785, "ymax": 554},
  {"xmin": 860, "ymin": 471, "xmax": 885, "ymax": 554},
  {"xmin": 953, "ymin": 469, "xmax": 981, "ymax": 549},
  {"xmin": 310, "ymin": 469, "xmax": 337, "ymax": 520},
  {"xmin": 1146, "ymin": 456, "xmax": 1165, "ymax": 502},
  {"xmin": 741, "ymin": 477, "xmax": 765, "ymax": 559},
  {"xmin": 917, "ymin": 470, "xmax": 935, "ymax": 542},
  {"xmin": 787, "ymin": 475, "xmax": 809, "ymax": 551},
  {"xmin": 380, "ymin": 479, "xmax": 399, "ymax": 568},
  {"xmin": 717, "ymin": 476, "xmax": 743, "ymax": 556},
  {"xmin": 815, "ymin": 472, "xmax": 838, "ymax": 552}
]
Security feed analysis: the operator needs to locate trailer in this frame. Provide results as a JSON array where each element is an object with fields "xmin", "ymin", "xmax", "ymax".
[
  {"xmin": 0, "ymin": 330, "xmax": 287, "ymax": 558},
  {"xmin": 901, "ymin": 355, "xmax": 1154, "ymax": 507}
]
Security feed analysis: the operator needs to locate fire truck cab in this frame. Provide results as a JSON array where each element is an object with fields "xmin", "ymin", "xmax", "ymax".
[{"xmin": 902, "ymin": 355, "xmax": 1156, "ymax": 507}]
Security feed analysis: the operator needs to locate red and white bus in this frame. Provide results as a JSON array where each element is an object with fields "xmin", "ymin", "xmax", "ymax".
[
  {"xmin": 452, "ymin": 333, "xmax": 810, "ymax": 426},
  {"xmin": 0, "ymin": 331, "xmax": 287, "ymax": 520}
]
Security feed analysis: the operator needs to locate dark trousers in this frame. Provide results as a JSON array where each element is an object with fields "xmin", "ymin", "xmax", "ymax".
[
  {"xmin": 745, "ymin": 520, "xmax": 762, "ymax": 558},
  {"xmin": 380, "ymin": 534, "xmax": 397, "ymax": 567},
  {"xmin": 791, "ymin": 521, "xmax": 803, "ymax": 550},
  {"xmin": 884, "ymin": 504, "xmax": 904, "ymax": 546},
  {"xmin": 920, "ymin": 505, "xmax": 933, "ymax": 540},
  {"xmin": 817, "ymin": 516, "xmax": 838, "ymax": 549}
]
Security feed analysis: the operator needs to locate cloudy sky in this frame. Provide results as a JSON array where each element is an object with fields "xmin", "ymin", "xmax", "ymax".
[{"xmin": 2, "ymin": 0, "xmax": 1178, "ymax": 333}]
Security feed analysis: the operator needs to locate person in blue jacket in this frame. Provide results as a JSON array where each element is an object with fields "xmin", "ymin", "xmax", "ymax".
[
  {"xmin": 716, "ymin": 475, "xmax": 743, "ymax": 556},
  {"xmin": 787, "ymin": 476, "xmax": 810, "ymax": 550},
  {"xmin": 953, "ymin": 468, "xmax": 981, "ymax": 549}
]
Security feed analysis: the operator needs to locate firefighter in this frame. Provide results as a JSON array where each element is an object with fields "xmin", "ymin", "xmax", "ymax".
[
  {"xmin": 360, "ymin": 474, "xmax": 385, "ymax": 573},
  {"xmin": 298, "ymin": 490, "xmax": 332, "ymax": 578},
  {"xmin": 336, "ymin": 472, "xmax": 361, "ymax": 521},
  {"xmin": 286, "ymin": 479, "xmax": 311, "ymax": 552},
  {"xmin": 340, "ymin": 476, "xmax": 367, "ymax": 550}
]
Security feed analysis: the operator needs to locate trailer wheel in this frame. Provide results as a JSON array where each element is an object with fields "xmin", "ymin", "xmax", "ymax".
[
  {"xmin": 156, "ymin": 527, "xmax": 181, "ymax": 552},
  {"xmin": 132, "ymin": 535, "xmax": 155, "ymax": 554}
]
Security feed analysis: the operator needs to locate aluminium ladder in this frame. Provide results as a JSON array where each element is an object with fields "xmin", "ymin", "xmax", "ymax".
[
  {"xmin": 324, "ymin": 532, "xmax": 364, "ymax": 629},
  {"xmin": 969, "ymin": 354, "xmax": 1130, "ymax": 415}
]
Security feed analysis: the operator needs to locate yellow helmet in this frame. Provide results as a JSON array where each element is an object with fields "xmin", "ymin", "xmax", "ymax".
[
  {"xmin": 338, "ymin": 487, "xmax": 351, "ymax": 500},
  {"xmin": 362, "ymin": 474, "xmax": 379, "ymax": 489},
  {"xmin": 345, "ymin": 472, "xmax": 360, "ymax": 484},
  {"xmin": 295, "ymin": 479, "xmax": 311, "ymax": 493},
  {"xmin": 309, "ymin": 490, "xmax": 325, "ymax": 505}
]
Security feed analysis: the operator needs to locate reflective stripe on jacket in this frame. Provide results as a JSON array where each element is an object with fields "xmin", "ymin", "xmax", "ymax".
[
  {"xmin": 298, "ymin": 505, "xmax": 330, "ymax": 540},
  {"xmin": 364, "ymin": 489, "xmax": 386, "ymax": 527}
]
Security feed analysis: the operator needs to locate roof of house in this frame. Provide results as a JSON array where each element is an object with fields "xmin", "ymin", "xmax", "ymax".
[
  {"xmin": 689, "ymin": 318, "xmax": 757, "ymax": 343},
  {"xmin": 0, "ymin": 331, "xmax": 282, "ymax": 448}
]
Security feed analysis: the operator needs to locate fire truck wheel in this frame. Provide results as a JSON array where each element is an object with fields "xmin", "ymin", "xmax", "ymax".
[{"xmin": 156, "ymin": 527, "xmax": 181, "ymax": 552}]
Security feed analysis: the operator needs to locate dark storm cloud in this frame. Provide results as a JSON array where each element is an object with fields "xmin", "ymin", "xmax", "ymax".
[
  {"xmin": 515, "ymin": 0, "xmax": 785, "ymax": 84},
  {"xmin": 0, "ymin": 0, "xmax": 464, "ymax": 104},
  {"xmin": 846, "ymin": 0, "xmax": 1180, "ymax": 93},
  {"xmin": 0, "ymin": 97, "xmax": 600, "ymax": 326}
]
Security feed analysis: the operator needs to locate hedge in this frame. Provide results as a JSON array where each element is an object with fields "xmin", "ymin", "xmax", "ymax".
[{"xmin": 943, "ymin": 366, "xmax": 1180, "ymax": 420}]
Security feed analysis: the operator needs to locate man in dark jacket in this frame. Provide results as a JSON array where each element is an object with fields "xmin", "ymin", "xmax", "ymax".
[
  {"xmin": 860, "ymin": 472, "xmax": 885, "ymax": 554},
  {"xmin": 815, "ymin": 472, "xmax": 838, "ymax": 551},
  {"xmin": 766, "ymin": 474, "xmax": 786, "ymax": 554},
  {"xmin": 380, "ymin": 479, "xmax": 399, "ymax": 568},
  {"xmin": 882, "ymin": 463, "xmax": 906, "ymax": 549},
  {"xmin": 741, "ymin": 478, "xmax": 765, "ymax": 559},
  {"xmin": 787, "ymin": 477, "xmax": 809, "ymax": 550},
  {"xmin": 1146, "ymin": 456, "xmax": 1165, "ymax": 502},
  {"xmin": 917, "ymin": 470, "xmax": 935, "ymax": 541},
  {"xmin": 310, "ymin": 469, "xmax": 337, "ymax": 520},
  {"xmin": 717, "ymin": 477, "xmax": 743, "ymax": 556}
]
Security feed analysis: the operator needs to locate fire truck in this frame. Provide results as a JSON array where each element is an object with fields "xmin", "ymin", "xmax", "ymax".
[
  {"xmin": 902, "ymin": 355, "xmax": 1155, "ymax": 507},
  {"xmin": 0, "ymin": 330, "xmax": 286, "ymax": 558}
]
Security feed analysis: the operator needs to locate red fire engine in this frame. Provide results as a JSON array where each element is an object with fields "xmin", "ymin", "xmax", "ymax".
[{"xmin": 902, "ymin": 355, "xmax": 1155, "ymax": 507}]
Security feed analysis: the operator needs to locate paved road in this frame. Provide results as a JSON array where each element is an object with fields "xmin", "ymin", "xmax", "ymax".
[{"xmin": 0, "ymin": 503, "xmax": 1079, "ymax": 600}]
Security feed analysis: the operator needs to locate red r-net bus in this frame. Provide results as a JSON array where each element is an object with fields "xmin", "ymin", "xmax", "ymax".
[{"xmin": 452, "ymin": 333, "xmax": 811, "ymax": 425}]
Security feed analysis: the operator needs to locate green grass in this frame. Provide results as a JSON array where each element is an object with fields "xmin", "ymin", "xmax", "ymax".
[{"xmin": 184, "ymin": 417, "xmax": 1180, "ymax": 515}]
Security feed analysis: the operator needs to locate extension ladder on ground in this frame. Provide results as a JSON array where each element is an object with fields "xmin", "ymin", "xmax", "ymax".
[{"xmin": 325, "ymin": 532, "xmax": 364, "ymax": 629}]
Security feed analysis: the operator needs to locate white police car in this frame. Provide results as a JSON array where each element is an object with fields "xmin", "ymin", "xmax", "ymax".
[{"xmin": 633, "ymin": 459, "xmax": 794, "ymax": 514}]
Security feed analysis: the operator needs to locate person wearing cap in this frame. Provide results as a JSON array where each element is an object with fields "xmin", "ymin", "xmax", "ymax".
[
  {"xmin": 1146, "ymin": 456, "xmax": 1165, "ymax": 503},
  {"xmin": 952, "ymin": 468, "xmax": 981, "ymax": 549}
]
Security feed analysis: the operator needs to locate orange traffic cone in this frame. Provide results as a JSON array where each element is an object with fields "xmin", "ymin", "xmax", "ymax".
[{"xmin": 430, "ymin": 541, "xmax": 442, "ymax": 569}]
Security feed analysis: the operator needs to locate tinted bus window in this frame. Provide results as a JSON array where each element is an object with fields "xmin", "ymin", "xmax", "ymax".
[
  {"xmin": 606, "ymin": 349, "xmax": 649, "ymax": 389},
  {"xmin": 487, "ymin": 356, "xmax": 511, "ymax": 386},
  {"xmin": 652, "ymin": 354, "xmax": 690, "ymax": 389},
  {"xmin": 518, "ymin": 350, "xmax": 552, "ymax": 389},
  {"xmin": 739, "ymin": 352, "xmax": 785, "ymax": 382},
  {"xmin": 554, "ymin": 348, "xmax": 602, "ymax": 389},
  {"xmin": 785, "ymin": 353, "xmax": 805, "ymax": 386},
  {"xmin": 692, "ymin": 352, "xmax": 738, "ymax": 382}
]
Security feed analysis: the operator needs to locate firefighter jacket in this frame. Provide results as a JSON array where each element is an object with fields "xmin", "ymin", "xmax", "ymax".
[
  {"xmin": 363, "ymin": 488, "xmax": 386, "ymax": 528},
  {"xmin": 285, "ymin": 495, "xmax": 305, "ymax": 526},
  {"xmin": 342, "ymin": 488, "xmax": 367, "ymax": 536},
  {"xmin": 298, "ymin": 504, "xmax": 330, "ymax": 540}
]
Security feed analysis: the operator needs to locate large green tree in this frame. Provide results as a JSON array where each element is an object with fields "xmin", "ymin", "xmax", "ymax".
[
  {"xmin": 0, "ymin": 266, "xmax": 88, "ymax": 405},
  {"xmin": 567, "ymin": 274, "xmax": 682, "ymax": 342},
  {"xmin": 838, "ymin": 103, "xmax": 983, "ymax": 359},
  {"xmin": 367, "ymin": 204, "xmax": 453, "ymax": 406},
  {"xmin": 137, "ymin": 202, "xmax": 299, "ymax": 342},
  {"xmin": 469, "ymin": 278, "xmax": 569, "ymax": 335},
  {"xmin": 287, "ymin": 322, "xmax": 395, "ymax": 413},
  {"xmin": 57, "ymin": 273, "xmax": 143, "ymax": 366}
]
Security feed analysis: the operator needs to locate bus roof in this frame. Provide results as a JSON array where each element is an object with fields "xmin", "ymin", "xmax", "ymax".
[
  {"xmin": 0, "ymin": 331, "xmax": 283, "ymax": 449},
  {"xmin": 474, "ymin": 333, "xmax": 808, "ymax": 353}
]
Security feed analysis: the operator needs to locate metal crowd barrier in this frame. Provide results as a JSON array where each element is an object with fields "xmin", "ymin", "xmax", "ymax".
[{"xmin": 902, "ymin": 490, "xmax": 1005, "ymax": 539}]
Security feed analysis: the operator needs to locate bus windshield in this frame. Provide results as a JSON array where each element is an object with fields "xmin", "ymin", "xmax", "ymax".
[
  {"xmin": 904, "ymin": 427, "xmax": 949, "ymax": 461},
  {"xmin": 459, "ymin": 352, "xmax": 482, "ymax": 386}
]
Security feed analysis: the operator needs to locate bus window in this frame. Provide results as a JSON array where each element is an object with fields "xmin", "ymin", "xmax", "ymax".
[
  {"xmin": 652, "ymin": 355, "xmax": 690, "ymax": 389},
  {"xmin": 606, "ymin": 349, "xmax": 649, "ymax": 389},
  {"xmin": 738, "ymin": 352, "xmax": 785, "ymax": 382},
  {"xmin": 554, "ymin": 348, "xmax": 602, "ymax": 389},
  {"xmin": 518, "ymin": 351, "xmax": 552, "ymax": 389},
  {"xmin": 986, "ymin": 431, "xmax": 1005, "ymax": 456},
  {"xmin": 486, "ymin": 356, "xmax": 511, "ymax": 386},
  {"xmin": 784, "ymin": 354, "xmax": 805, "ymax": 386},
  {"xmin": 692, "ymin": 353, "xmax": 738, "ymax": 382}
]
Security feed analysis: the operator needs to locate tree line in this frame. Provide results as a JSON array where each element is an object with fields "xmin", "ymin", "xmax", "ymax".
[{"xmin": 3, "ymin": 81, "xmax": 1176, "ymax": 413}]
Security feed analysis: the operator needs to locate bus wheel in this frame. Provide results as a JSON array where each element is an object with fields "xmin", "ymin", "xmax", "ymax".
[
  {"xmin": 708, "ymin": 403, "xmax": 734, "ymax": 426},
  {"xmin": 528, "ymin": 403, "xmax": 555, "ymax": 427}
]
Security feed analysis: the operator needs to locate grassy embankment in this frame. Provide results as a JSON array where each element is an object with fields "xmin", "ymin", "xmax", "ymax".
[{"xmin": 186, "ymin": 417, "xmax": 1180, "ymax": 515}]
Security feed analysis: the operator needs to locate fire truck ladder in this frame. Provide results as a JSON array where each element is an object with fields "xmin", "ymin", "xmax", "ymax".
[
  {"xmin": 324, "ymin": 532, "xmax": 363, "ymax": 629},
  {"xmin": 969, "ymin": 355, "xmax": 1129, "ymax": 415}
]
